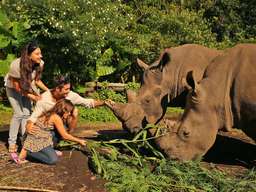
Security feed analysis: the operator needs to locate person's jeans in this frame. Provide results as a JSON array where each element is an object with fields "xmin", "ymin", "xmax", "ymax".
[
  {"xmin": 27, "ymin": 146, "xmax": 58, "ymax": 165},
  {"xmin": 6, "ymin": 87, "xmax": 32, "ymax": 146}
]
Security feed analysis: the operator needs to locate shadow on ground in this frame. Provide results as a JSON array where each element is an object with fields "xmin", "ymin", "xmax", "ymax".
[{"xmin": 204, "ymin": 132, "xmax": 256, "ymax": 168}]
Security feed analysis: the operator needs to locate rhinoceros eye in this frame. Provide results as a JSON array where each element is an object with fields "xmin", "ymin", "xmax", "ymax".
[{"xmin": 182, "ymin": 130, "xmax": 190, "ymax": 138}]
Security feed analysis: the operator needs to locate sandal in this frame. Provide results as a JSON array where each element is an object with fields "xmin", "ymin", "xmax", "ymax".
[
  {"xmin": 10, "ymin": 152, "xmax": 19, "ymax": 164},
  {"xmin": 8, "ymin": 144, "xmax": 18, "ymax": 153},
  {"xmin": 10, "ymin": 153, "xmax": 28, "ymax": 164}
]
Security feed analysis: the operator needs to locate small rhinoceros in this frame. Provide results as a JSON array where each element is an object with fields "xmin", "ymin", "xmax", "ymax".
[
  {"xmin": 106, "ymin": 44, "xmax": 222, "ymax": 133},
  {"xmin": 162, "ymin": 44, "xmax": 256, "ymax": 161}
]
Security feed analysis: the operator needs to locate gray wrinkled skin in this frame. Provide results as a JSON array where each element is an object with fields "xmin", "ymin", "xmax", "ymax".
[
  {"xmin": 165, "ymin": 44, "xmax": 256, "ymax": 160},
  {"xmin": 107, "ymin": 44, "xmax": 222, "ymax": 133}
]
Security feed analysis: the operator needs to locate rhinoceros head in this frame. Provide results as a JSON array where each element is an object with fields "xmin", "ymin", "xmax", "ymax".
[
  {"xmin": 106, "ymin": 52, "xmax": 171, "ymax": 133},
  {"xmin": 135, "ymin": 51, "xmax": 171, "ymax": 123},
  {"xmin": 136, "ymin": 54, "xmax": 170, "ymax": 125},
  {"xmin": 105, "ymin": 96, "xmax": 147, "ymax": 133},
  {"xmin": 166, "ymin": 71, "xmax": 219, "ymax": 160}
]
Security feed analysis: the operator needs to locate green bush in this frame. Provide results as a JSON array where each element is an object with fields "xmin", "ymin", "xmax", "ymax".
[
  {"xmin": 78, "ymin": 106, "xmax": 118, "ymax": 123},
  {"xmin": 2, "ymin": 0, "xmax": 256, "ymax": 85},
  {"xmin": 1, "ymin": 0, "xmax": 224, "ymax": 84},
  {"xmin": 91, "ymin": 82, "xmax": 126, "ymax": 103}
]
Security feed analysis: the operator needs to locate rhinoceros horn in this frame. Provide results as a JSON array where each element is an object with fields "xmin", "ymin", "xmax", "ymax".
[
  {"xmin": 105, "ymin": 101, "xmax": 128, "ymax": 121},
  {"xmin": 137, "ymin": 58, "xmax": 149, "ymax": 70},
  {"xmin": 126, "ymin": 89, "xmax": 137, "ymax": 103}
]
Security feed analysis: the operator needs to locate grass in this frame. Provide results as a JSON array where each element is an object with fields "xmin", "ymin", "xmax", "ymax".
[
  {"xmin": 0, "ymin": 101, "xmax": 119, "ymax": 127},
  {"xmin": 0, "ymin": 102, "xmax": 12, "ymax": 125},
  {"xmin": 78, "ymin": 106, "xmax": 118, "ymax": 123}
]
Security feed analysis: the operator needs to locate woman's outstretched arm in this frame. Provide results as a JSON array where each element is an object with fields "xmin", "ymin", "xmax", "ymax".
[{"xmin": 50, "ymin": 114, "xmax": 86, "ymax": 146}]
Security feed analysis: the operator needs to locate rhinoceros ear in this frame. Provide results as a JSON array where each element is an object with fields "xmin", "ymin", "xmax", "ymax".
[
  {"xmin": 137, "ymin": 58, "xmax": 149, "ymax": 71},
  {"xmin": 185, "ymin": 71, "xmax": 199, "ymax": 92},
  {"xmin": 158, "ymin": 52, "xmax": 171, "ymax": 71},
  {"xmin": 126, "ymin": 89, "xmax": 137, "ymax": 103}
]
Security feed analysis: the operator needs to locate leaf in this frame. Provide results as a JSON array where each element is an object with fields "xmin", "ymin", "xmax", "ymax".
[
  {"xmin": 0, "ymin": 34, "xmax": 10, "ymax": 48},
  {"xmin": 0, "ymin": 54, "xmax": 16, "ymax": 76},
  {"xmin": 96, "ymin": 65, "xmax": 115, "ymax": 78}
]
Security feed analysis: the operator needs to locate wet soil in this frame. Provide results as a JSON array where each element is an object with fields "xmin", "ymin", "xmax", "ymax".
[{"xmin": 0, "ymin": 128, "xmax": 108, "ymax": 192}]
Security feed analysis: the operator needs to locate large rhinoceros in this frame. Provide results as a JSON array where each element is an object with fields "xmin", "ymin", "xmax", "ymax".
[
  {"xmin": 107, "ymin": 44, "xmax": 222, "ymax": 133},
  {"xmin": 160, "ymin": 44, "xmax": 256, "ymax": 160}
]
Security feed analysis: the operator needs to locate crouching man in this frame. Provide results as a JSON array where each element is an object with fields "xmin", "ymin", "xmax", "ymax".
[{"xmin": 26, "ymin": 75, "xmax": 105, "ymax": 144}]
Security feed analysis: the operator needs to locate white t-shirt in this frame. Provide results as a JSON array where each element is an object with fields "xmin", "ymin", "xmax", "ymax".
[
  {"xmin": 5, "ymin": 58, "xmax": 44, "ymax": 92},
  {"xmin": 28, "ymin": 90, "xmax": 95, "ymax": 123}
]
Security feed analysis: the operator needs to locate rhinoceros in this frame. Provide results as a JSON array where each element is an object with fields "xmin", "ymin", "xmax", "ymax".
[
  {"xmin": 107, "ymin": 44, "xmax": 222, "ymax": 133},
  {"xmin": 159, "ymin": 44, "xmax": 256, "ymax": 160}
]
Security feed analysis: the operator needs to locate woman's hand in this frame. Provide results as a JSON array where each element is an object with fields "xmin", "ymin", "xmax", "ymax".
[
  {"xmin": 104, "ymin": 99, "xmax": 115, "ymax": 107},
  {"xmin": 28, "ymin": 94, "xmax": 42, "ymax": 102},
  {"xmin": 79, "ymin": 139, "xmax": 87, "ymax": 146},
  {"xmin": 26, "ymin": 121, "xmax": 40, "ymax": 135}
]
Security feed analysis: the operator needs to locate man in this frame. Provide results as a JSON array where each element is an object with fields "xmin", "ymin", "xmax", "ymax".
[{"xmin": 26, "ymin": 75, "xmax": 105, "ymax": 140}]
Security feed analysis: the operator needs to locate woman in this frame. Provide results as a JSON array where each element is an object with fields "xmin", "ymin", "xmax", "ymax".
[
  {"xmin": 11, "ymin": 99, "xmax": 86, "ymax": 165},
  {"xmin": 5, "ymin": 41, "xmax": 49, "ymax": 152}
]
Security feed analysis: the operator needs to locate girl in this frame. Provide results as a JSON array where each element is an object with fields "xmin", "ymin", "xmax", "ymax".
[
  {"xmin": 5, "ymin": 41, "xmax": 48, "ymax": 152},
  {"xmin": 11, "ymin": 99, "xmax": 86, "ymax": 165}
]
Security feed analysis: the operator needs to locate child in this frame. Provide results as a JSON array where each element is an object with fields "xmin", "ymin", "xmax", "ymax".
[{"xmin": 11, "ymin": 99, "xmax": 86, "ymax": 165}]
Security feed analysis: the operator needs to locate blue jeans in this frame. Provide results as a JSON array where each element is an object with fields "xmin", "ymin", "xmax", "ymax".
[
  {"xmin": 27, "ymin": 146, "xmax": 58, "ymax": 165},
  {"xmin": 6, "ymin": 87, "xmax": 32, "ymax": 146}
]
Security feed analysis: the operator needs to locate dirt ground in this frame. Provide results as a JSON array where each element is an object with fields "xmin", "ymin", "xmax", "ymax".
[{"xmin": 0, "ymin": 120, "xmax": 256, "ymax": 192}]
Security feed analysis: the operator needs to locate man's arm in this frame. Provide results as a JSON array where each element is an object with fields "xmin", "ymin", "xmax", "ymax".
[
  {"xmin": 67, "ymin": 91, "xmax": 102, "ymax": 108},
  {"xmin": 35, "ymin": 80, "xmax": 49, "ymax": 92}
]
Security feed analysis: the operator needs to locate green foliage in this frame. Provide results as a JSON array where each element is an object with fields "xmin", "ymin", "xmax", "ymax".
[
  {"xmin": 166, "ymin": 107, "xmax": 184, "ymax": 114},
  {"xmin": 78, "ymin": 106, "xmax": 118, "ymax": 123},
  {"xmin": 0, "ymin": 53, "xmax": 15, "ymax": 76},
  {"xmin": 0, "ymin": 9, "xmax": 29, "ymax": 50},
  {"xmin": 0, "ymin": 102, "xmax": 12, "ymax": 112},
  {"xmin": 96, "ymin": 48, "xmax": 115, "ymax": 79},
  {"xmin": 2, "ymin": 0, "xmax": 137, "ymax": 83},
  {"xmin": 0, "ymin": 9, "xmax": 29, "ymax": 77},
  {"xmin": 86, "ymin": 127, "xmax": 256, "ymax": 192},
  {"xmin": 1, "ymin": 0, "xmax": 227, "ymax": 84},
  {"xmin": 92, "ymin": 84, "xmax": 126, "ymax": 103},
  {"xmin": 125, "ymin": 82, "xmax": 140, "ymax": 91},
  {"xmin": 2, "ymin": 0, "xmax": 256, "ymax": 85}
]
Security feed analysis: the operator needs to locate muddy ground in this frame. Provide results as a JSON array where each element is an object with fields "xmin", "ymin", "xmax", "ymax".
[{"xmin": 0, "ymin": 119, "xmax": 256, "ymax": 192}]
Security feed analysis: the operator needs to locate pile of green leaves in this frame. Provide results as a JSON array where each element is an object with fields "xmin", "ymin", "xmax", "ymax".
[{"xmin": 81, "ymin": 126, "xmax": 256, "ymax": 192}]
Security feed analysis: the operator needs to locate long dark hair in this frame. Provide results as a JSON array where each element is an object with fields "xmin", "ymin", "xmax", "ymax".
[
  {"xmin": 41, "ymin": 99, "xmax": 74, "ymax": 125},
  {"xmin": 20, "ymin": 41, "xmax": 43, "ymax": 93}
]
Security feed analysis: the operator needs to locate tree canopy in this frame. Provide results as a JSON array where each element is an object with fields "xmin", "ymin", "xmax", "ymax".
[{"xmin": 1, "ymin": 0, "xmax": 255, "ymax": 84}]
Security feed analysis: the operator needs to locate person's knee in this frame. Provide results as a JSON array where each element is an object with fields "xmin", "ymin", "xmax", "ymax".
[{"xmin": 47, "ymin": 156, "xmax": 58, "ymax": 165}]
